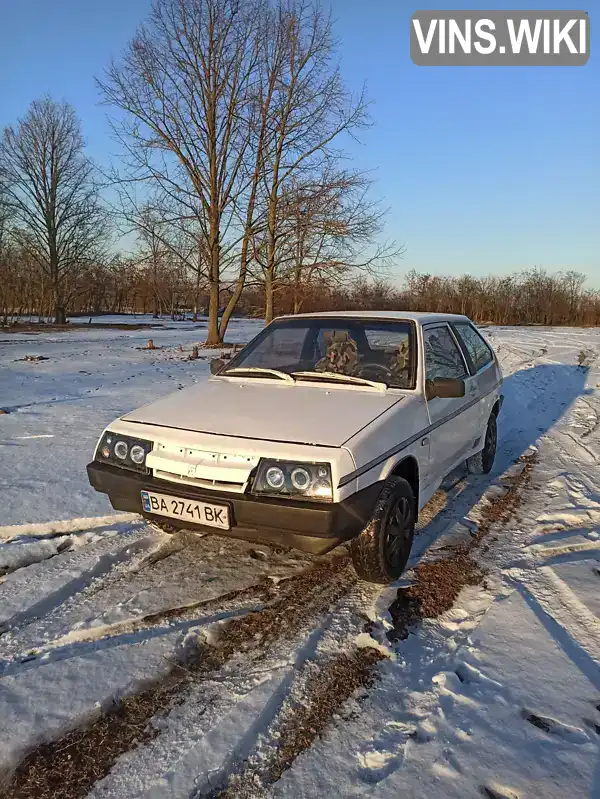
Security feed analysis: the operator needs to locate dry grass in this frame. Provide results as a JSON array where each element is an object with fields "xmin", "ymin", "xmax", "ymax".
[
  {"xmin": 413, "ymin": 549, "xmax": 483, "ymax": 617},
  {"xmin": 416, "ymin": 488, "xmax": 448, "ymax": 529},
  {"xmin": 198, "ymin": 341, "xmax": 247, "ymax": 350},
  {"xmin": 207, "ymin": 556, "xmax": 355, "ymax": 663},
  {"xmin": 1, "ymin": 673, "xmax": 185, "ymax": 799},
  {"xmin": 474, "ymin": 452, "xmax": 537, "ymax": 542},
  {"xmin": 389, "ymin": 451, "xmax": 537, "ymax": 641},
  {"xmin": 268, "ymin": 649, "xmax": 386, "ymax": 779}
]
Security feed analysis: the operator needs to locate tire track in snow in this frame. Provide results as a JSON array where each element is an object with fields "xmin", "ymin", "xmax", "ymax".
[
  {"xmin": 192, "ymin": 455, "xmax": 538, "ymax": 798},
  {"xmin": 0, "ymin": 536, "xmax": 74, "ymax": 578},
  {"xmin": 4, "ymin": 556, "xmax": 357, "ymax": 799},
  {"xmin": 0, "ymin": 513, "xmax": 140, "ymax": 542},
  {"xmin": 0, "ymin": 581, "xmax": 276, "ymax": 678},
  {"xmin": 3, "ymin": 449, "xmax": 539, "ymax": 798},
  {"xmin": 0, "ymin": 531, "xmax": 314, "ymax": 675},
  {"xmin": 0, "ymin": 605, "xmax": 261, "ymax": 680},
  {"xmin": 0, "ymin": 532, "xmax": 158, "ymax": 638}
]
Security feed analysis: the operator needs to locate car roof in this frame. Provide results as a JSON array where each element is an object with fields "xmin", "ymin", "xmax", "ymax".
[{"xmin": 275, "ymin": 310, "xmax": 471, "ymax": 325}]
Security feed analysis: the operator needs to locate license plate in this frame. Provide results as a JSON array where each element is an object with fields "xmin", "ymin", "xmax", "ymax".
[{"xmin": 141, "ymin": 490, "xmax": 230, "ymax": 530}]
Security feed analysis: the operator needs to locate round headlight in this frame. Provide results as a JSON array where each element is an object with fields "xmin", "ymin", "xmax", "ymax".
[
  {"xmin": 291, "ymin": 467, "xmax": 311, "ymax": 491},
  {"xmin": 265, "ymin": 466, "xmax": 285, "ymax": 490},
  {"xmin": 114, "ymin": 440, "xmax": 129, "ymax": 460},
  {"xmin": 317, "ymin": 466, "xmax": 329, "ymax": 479},
  {"xmin": 130, "ymin": 445, "xmax": 146, "ymax": 465}
]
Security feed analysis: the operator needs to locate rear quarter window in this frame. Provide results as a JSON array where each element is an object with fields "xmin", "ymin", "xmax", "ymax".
[{"xmin": 454, "ymin": 324, "xmax": 494, "ymax": 372}]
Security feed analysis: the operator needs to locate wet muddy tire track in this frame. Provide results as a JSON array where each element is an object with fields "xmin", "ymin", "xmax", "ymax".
[
  {"xmin": 1, "ymin": 556, "xmax": 356, "ymax": 799},
  {"xmin": 202, "ymin": 453, "xmax": 539, "ymax": 797}
]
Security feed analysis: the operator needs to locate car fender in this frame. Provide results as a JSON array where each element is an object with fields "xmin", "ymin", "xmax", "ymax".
[{"xmin": 340, "ymin": 393, "xmax": 430, "ymax": 496}]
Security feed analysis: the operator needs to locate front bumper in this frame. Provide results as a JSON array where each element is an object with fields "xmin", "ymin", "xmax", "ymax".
[{"xmin": 87, "ymin": 461, "xmax": 382, "ymax": 555}]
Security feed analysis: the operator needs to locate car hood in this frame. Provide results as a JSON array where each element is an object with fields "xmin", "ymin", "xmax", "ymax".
[{"xmin": 122, "ymin": 377, "xmax": 403, "ymax": 447}]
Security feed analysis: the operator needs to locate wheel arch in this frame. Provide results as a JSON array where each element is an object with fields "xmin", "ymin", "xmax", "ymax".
[{"xmin": 390, "ymin": 455, "xmax": 419, "ymax": 519}]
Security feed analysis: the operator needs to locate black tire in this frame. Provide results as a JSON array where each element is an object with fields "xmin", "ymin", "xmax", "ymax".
[
  {"xmin": 467, "ymin": 413, "xmax": 497, "ymax": 475},
  {"xmin": 350, "ymin": 477, "xmax": 415, "ymax": 585}
]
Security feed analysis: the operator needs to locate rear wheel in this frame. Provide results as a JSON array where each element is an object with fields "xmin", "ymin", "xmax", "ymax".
[
  {"xmin": 350, "ymin": 477, "xmax": 415, "ymax": 585},
  {"xmin": 467, "ymin": 413, "xmax": 497, "ymax": 475}
]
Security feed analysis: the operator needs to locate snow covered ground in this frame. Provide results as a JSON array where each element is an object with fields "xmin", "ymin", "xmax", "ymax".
[{"xmin": 0, "ymin": 321, "xmax": 599, "ymax": 798}]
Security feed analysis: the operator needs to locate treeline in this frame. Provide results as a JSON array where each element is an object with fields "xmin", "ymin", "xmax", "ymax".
[
  {"xmin": 0, "ymin": 0, "xmax": 598, "ymax": 336},
  {"xmin": 3, "ymin": 246, "xmax": 599, "ymax": 327},
  {"xmin": 268, "ymin": 269, "xmax": 600, "ymax": 327}
]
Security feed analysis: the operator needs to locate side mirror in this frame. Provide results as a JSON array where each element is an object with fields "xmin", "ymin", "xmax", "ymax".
[
  {"xmin": 210, "ymin": 358, "xmax": 226, "ymax": 375},
  {"xmin": 425, "ymin": 377, "xmax": 466, "ymax": 399}
]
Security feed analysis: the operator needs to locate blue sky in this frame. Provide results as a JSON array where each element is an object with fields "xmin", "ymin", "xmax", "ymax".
[{"xmin": 0, "ymin": 0, "xmax": 598, "ymax": 285}]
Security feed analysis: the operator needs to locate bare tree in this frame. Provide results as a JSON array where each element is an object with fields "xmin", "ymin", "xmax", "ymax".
[
  {"xmin": 278, "ymin": 167, "xmax": 402, "ymax": 313},
  {"xmin": 250, "ymin": 0, "xmax": 372, "ymax": 322},
  {"xmin": 561, "ymin": 270, "xmax": 586, "ymax": 322},
  {"xmin": 134, "ymin": 205, "xmax": 170, "ymax": 318},
  {"xmin": 98, "ymin": 0, "xmax": 262, "ymax": 344},
  {"xmin": 0, "ymin": 189, "xmax": 12, "ymax": 324},
  {"xmin": 0, "ymin": 97, "xmax": 107, "ymax": 324}
]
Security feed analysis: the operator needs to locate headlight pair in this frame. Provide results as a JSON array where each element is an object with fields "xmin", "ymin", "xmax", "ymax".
[
  {"xmin": 96, "ymin": 432, "xmax": 153, "ymax": 474},
  {"xmin": 251, "ymin": 460, "xmax": 333, "ymax": 501}
]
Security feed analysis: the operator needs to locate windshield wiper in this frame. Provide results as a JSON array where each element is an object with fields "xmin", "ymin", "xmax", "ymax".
[
  {"xmin": 291, "ymin": 371, "xmax": 387, "ymax": 391},
  {"xmin": 221, "ymin": 367, "xmax": 295, "ymax": 383}
]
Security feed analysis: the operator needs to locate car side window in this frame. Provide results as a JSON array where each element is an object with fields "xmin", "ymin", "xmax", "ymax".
[
  {"xmin": 423, "ymin": 326, "xmax": 468, "ymax": 382},
  {"xmin": 454, "ymin": 324, "xmax": 493, "ymax": 372}
]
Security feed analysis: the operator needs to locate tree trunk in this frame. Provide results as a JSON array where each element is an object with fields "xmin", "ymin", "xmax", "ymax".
[
  {"xmin": 292, "ymin": 259, "xmax": 303, "ymax": 314},
  {"xmin": 219, "ymin": 223, "xmax": 253, "ymax": 340},
  {"xmin": 206, "ymin": 281, "xmax": 220, "ymax": 343},
  {"xmin": 220, "ymin": 281, "xmax": 242, "ymax": 340},
  {"xmin": 205, "ymin": 231, "xmax": 222, "ymax": 344},
  {"xmin": 264, "ymin": 271, "xmax": 274, "ymax": 324},
  {"xmin": 53, "ymin": 272, "xmax": 66, "ymax": 324},
  {"xmin": 193, "ymin": 266, "xmax": 202, "ymax": 322}
]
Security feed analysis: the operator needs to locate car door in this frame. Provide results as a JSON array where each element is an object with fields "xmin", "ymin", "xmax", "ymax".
[
  {"xmin": 422, "ymin": 323, "xmax": 480, "ymax": 485},
  {"xmin": 451, "ymin": 322, "xmax": 499, "ymax": 435}
]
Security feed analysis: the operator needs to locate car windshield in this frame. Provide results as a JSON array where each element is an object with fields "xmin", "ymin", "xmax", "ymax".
[{"xmin": 220, "ymin": 318, "xmax": 415, "ymax": 389}]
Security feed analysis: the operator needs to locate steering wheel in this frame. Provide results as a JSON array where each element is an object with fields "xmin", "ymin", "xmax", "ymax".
[{"xmin": 358, "ymin": 363, "xmax": 394, "ymax": 382}]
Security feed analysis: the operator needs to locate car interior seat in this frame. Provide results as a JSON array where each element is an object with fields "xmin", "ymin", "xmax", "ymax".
[{"xmin": 315, "ymin": 330, "xmax": 359, "ymax": 374}]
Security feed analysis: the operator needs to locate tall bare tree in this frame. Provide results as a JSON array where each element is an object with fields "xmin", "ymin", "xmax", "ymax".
[
  {"xmin": 251, "ymin": 0, "xmax": 372, "ymax": 322},
  {"xmin": 0, "ymin": 97, "xmax": 107, "ymax": 324},
  {"xmin": 98, "ymin": 0, "xmax": 261, "ymax": 344}
]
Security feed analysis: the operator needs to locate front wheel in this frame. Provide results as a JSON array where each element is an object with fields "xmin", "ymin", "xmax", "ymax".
[
  {"xmin": 467, "ymin": 413, "xmax": 497, "ymax": 474},
  {"xmin": 350, "ymin": 477, "xmax": 415, "ymax": 585}
]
